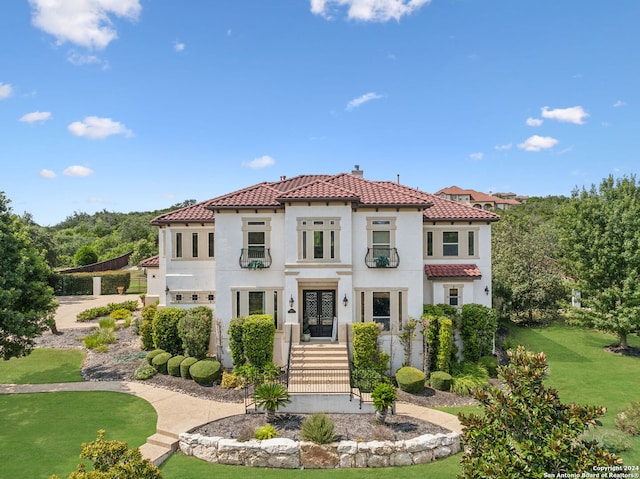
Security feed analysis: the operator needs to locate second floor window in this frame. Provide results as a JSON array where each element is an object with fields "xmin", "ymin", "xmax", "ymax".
[
  {"xmin": 298, "ymin": 218, "xmax": 340, "ymax": 261},
  {"xmin": 443, "ymin": 231, "xmax": 459, "ymax": 256},
  {"xmin": 175, "ymin": 232, "xmax": 183, "ymax": 258},
  {"xmin": 192, "ymin": 232, "xmax": 199, "ymax": 258},
  {"xmin": 248, "ymin": 231, "xmax": 266, "ymax": 257}
]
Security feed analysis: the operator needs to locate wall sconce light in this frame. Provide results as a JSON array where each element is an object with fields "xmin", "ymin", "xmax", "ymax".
[
  {"xmin": 165, "ymin": 286, "xmax": 170, "ymax": 294},
  {"xmin": 288, "ymin": 295, "xmax": 296, "ymax": 314},
  {"xmin": 343, "ymin": 294, "xmax": 349, "ymax": 307},
  {"xmin": 484, "ymin": 286, "xmax": 490, "ymax": 296}
]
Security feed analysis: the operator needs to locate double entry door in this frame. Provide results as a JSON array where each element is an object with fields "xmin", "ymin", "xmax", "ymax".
[{"xmin": 303, "ymin": 290, "xmax": 335, "ymax": 338}]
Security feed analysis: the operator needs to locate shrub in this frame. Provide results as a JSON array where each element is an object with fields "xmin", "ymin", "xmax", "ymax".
[
  {"xmin": 254, "ymin": 382, "xmax": 291, "ymax": 422},
  {"xmin": 152, "ymin": 307, "xmax": 187, "ymax": 355},
  {"xmin": 134, "ymin": 364, "xmax": 157, "ymax": 380},
  {"xmin": 451, "ymin": 362, "xmax": 490, "ymax": 396},
  {"xmin": 84, "ymin": 328, "xmax": 116, "ymax": 350},
  {"xmin": 178, "ymin": 306, "xmax": 212, "ymax": 359},
  {"xmin": 255, "ymin": 424, "xmax": 279, "ymax": 440},
  {"xmin": 151, "ymin": 352, "xmax": 172, "ymax": 374},
  {"xmin": 74, "ymin": 245, "xmax": 98, "ymax": 266},
  {"xmin": 180, "ymin": 357, "xmax": 199, "ymax": 379},
  {"xmin": 140, "ymin": 320, "xmax": 154, "ymax": 350},
  {"xmin": 109, "ymin": 308, "xmax": 132, "ymax": 321},
  {"xmin": 190, "ymin": 359, "xmax": 221, "ymax": 385},
  {"xmin": 228, "ymin": 317, "xmax": 245, "ymax": 367},
  {"xmin": 587, "ymin": 430, "xmax": 631, "ymax": 454},
  {"xmin": 167, "ymin": 355, "xmax": 185, "ymax": 377},
  {"xmin": 141, "ymin": 304, "xmax": 157, "ymax": 322},
  {"xmin": 352, "ymin": 322, "xmax": 389, "ymax": 372},
  {"xmin": 145, "ymin": 349, "xmax": 166, "ymax": 365},
  {"xmin": 436, "ymin": 318, "xmax": 453, "ymax": 373},
  {"xmin": 242, "ymin": 314, "xmax": 276, "ymax": 370},
  {"xmin": 98, "ymin": 317, "xmax": 118, "ymax": 330},
  {"xmin": 372, "ymin": 382, "xmax": 397, "ymax": 412},
  {"xmin": 300, "ymin": 413, "xmax": 336, "ymax": 444},
  {"xmin": 76, "ymin": 300, "xmax": 139, "ymax": 322},
  {"xmin": 131, "ymin": 317, "xmax": 141, "ymax": 335},
  {"xmin": 430, "ymin": 371, "xmax": 452, "ymax": 391},
  {"xmin": 461, "ymin": 304, "xmax": 498, "ymax": 362},
  {"xmin": 616, "ymin": 402, "xmax": 640, "ymax": 436},
  {"xmin": 351, "ymin": 367, "xmax": 385, "ymax": 393},
  {"xmin": 395, "ymin": 366, "xmax": 426, "ymax": 393},
  {"xmin": 478, "ymin": 355, "xmax": 499, "ymax": 378},
  {"xmin": 221, "ymin": 371, "xmax": 243, "ymax": 389}
]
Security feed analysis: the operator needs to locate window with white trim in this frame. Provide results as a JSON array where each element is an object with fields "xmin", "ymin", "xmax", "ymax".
[
  {"xmin": 355, "ymin": 289, "xmax": 407, "ymax": 333},
  {"xmin": 232, "ymin": 288, "xmax": 282, "ymax": 329},
  {"xmin": 297, "ymin": 218, "xmax": 340, "ymax": 261},
  {"xmin": 442, "ymin": 231, "xmax": 459, "ymax": 256}
]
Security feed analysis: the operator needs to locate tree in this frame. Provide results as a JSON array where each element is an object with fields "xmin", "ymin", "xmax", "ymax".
[
  {"xmin": 459, "ymin": 347, "xmax": 619, "ymax": 478},
  {"xmin": 74, "ymin": 245, "xmax": 98, "ymax": 266},
  {"xmin": 557, "ymin": 175, "xmax": 640, "ymax": 348},
  {"xmin": 0, "ymin": 193, "xmax": 56, "ymax": 359},
  {"xmin": 50, "ymin": 430, "xmax": 161, "ymax": 479},
  {"xmin": 492, "ymin": 201, "xmax": 567, "ymax": 322}
]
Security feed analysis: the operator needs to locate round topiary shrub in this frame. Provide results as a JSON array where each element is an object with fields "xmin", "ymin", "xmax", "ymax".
[
  {"xmin": 134, "ymin": 364, "xmax": 157, "ymax": 380},
  {"xmin": 396, "ymin": 366, "xmax": 426, "ymax": 393},
  {"xmin": 167, "ymin": 355, "xmax": 185, "ymax": 377},
  {"xmin": 180, "ymin": 357, "xmax": 199, "ymax": 379},
  {"xmin": 151, "ymin": 352, "xmax": 172, "ymax": 374},
  {"xmin": 146, "ymin": 349, "xmax": 166, "ymax": 365},
  {"xmin": 189, "ymin": 359, "xmax": 222, "ymax": 386},
  {"xmin": 478, "ymin": 355, "xmax": 499, "ymax": 378},
  {"xmin": 430, "ymin": 371, "xmax": 452, "ymax": 391}
]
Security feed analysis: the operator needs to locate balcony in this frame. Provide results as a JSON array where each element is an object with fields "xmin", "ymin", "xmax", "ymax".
[
  {"xmin": 365, "ymin": 247, "xmax": 399, "ymax": 268},
  {"xmin": 239, "ymin": 248, "xmax": 272, "ymax": 269}
]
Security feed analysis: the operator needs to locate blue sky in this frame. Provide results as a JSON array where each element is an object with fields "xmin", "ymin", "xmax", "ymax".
[{"xmin": 1, "ymin": 0, "xmax": 638, "ymax": 226}]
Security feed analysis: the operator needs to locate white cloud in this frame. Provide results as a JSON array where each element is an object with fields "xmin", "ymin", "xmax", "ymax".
[
  {"xmin": 494, "ymin": 143, "xmax": 512, "ymax": 151},
  {"xmin": 39, "ymin": 169, "xmax": 57, "ymax": 179},
  {"xmin": 20, "ymin": 111, "xmax": 52, "ymax": 124},
  {"xmin": 66, "ymin": 51, "xmax": 109, "ymax": 69},
  {"xmin": 518, "ymin": 135, "xmax": 559, "ymax": 152},
  {"xmin": 311, "ymin": 0, "xmax": 431, "ymax": 22},
  {"xmin": 346, "ymin": 92, "xmax": 383, "ymax": 111},
  {"xmin": 526, "ymin": 117, "xmax": 543, "ymax": 127},
  {"xmin": 613, "ymin": 100, "xmax": 626, "ymax": 108},
  {"xmin": 29, "ymin": 0, "xmax": 141, "ymax": 50},
  {"xmin": 541, "ymin": 105, "xmax": 589, "ymax": 125},
  {"xmin": 63, "ymin": 165, "xmax": 94, "ymax": 177},
  {"xmin": 243, "ymin": 155, "xmax": 276, "ymax": 169},
  {"xmin": 68, "ymin": 116, "xmax": 133, "ymax": 139},
  {"xmin": 174, "ymin": 41, "xmax": 185, "ymax": 52},
  {"xmin": 469, "ymin": 152, "xmax": 483, "ymax": 160},
  {"xmin": 0, "ymin": 82, "xmax": 13, "ymax": 99}
]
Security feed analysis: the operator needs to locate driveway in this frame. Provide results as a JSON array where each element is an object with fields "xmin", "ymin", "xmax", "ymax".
[{"xmin": 54, "ymin": 294, "xmax": 141, "ymax": 329}]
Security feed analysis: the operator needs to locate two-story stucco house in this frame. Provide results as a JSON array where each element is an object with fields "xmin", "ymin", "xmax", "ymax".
[{"xmin": 143, "ymin": 170, "xmax": 499, "ymax": 371}]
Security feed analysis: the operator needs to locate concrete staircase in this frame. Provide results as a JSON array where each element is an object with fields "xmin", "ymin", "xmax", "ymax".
[{"xmin": 287, "ymin": 343, "xmax": 350, "ymax": 394}]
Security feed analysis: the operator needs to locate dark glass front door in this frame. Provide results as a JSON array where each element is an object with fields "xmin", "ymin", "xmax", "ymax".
[{"xmin": 303, "ymin": 290, "xmax": 335, "ymax": 337}]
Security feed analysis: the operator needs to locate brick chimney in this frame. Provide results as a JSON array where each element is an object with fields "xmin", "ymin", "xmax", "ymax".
[{"xmin": 351, "ymin": 165, "xmax": 363, "ymax": 177}]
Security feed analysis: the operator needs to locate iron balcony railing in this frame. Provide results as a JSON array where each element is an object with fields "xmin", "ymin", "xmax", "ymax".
[
  {"xmin": 239, "ymin": 247, "xmax": 272, "ymax": 269},
  {"xmin": 364, "ymin": 247, "xmax": 399, "ymax": 268}
]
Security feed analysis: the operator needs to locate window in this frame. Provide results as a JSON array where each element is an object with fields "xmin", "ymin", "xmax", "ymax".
[
  {"xmin": 248, "ymin": 231, "xmax": 265, "ymax": 256},
  {"xmin": 208, "ymin": 232, "xmax": 215, "ymax": 258},
  {"xmin": 175, "ymin": 232, "xmax": 182, "ymax": 258},
  {"xmin": 427, "ymin": 231, "xmax": 433, "ymax": 256},
  {"xmin": 192, "ymin": 233, "xmax": 199, "ymax": 258},
  {"xmin": 249, "ymin": 291, "xmax": 265, "ymax": 315},
  {"xmin": 468, "ymin": 231, "xmax": 475, "ymax": 256},
  {"xmin": 443, "ymin": 231, "xmax": 459, "ymax": 256},
  {"xmin": 175, "ymin": 294, "xmax": 183, "ymax": 301},
  {"xmin": 366, "ymin": 217, "xmax": 397, "ymax": 267},
  {"xmin": 241, "ymin": 218, "xmax": 271, "ymax": 267},
  {"xmin": 372, "ymin": 230, "xmax": 391, "ymax": 258},
  {"xmin": 448, "ymin": 288, "xmax": 459, "ymax": 306},
  {"xmin": 298, "ymin": 218, "xmax": 340, "ymax": 261},
  {"xmin": 373, "ymin": 292, "xmax": 391, "ymax": 331}
]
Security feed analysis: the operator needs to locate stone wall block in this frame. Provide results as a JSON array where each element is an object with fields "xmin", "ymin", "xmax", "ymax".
[
  {"xmin": 411, "ymin": 449, "xmax": 435, "ymax": 464},
  {"xmin": 262, "ymin": 437, "xmax": 298, "ymax": 455},
  {"xmin": 390, "ymin": 451, "xmax": 412, "ymax": 466},
  {"xmin": 367, "ymin": 454, "xmax": 390, "ymax": 468},
  {"xmin": 337, "ymin": 440, "xmax": 358, "ymax": 454},
  {"xmin": 267, "ymin": 454, "xmax": 300, "ymax": 469},
  {"xmin": 354, "ymin": 452, "xmax": 369, "ymax": 468},
  {"xmin": 300, "ymin": 443, "xmax": 340, "ymax": 469},
  {"xmin": 339, "ymin": 453, "xmax": 354, "ymax": 468}
]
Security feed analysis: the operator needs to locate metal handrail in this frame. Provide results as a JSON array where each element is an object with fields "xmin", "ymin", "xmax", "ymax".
[{"xmin": 364, "ymin": 247, "xmax": 399, "ymax": 268}]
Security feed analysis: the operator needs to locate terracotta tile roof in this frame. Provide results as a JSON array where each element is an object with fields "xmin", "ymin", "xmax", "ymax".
[
  {"xmin": 436, "ymin": 185, "xmax": 521, "ymax": 206},
  {"xmin": 378, "ymin": 181, "xmax": 499, "ymax": 221},
  {"xmin": 139, "ymin": 255, "xmax": 159, "ymax": 267},
  {"xmin": 425, "ymin": 264, "xmax": 482, "ymax": 279},
  {"xmin": 150, "ymin": 200, "xmax": 215, "ymax": 225},
  {"xmin": 150, "ymin": 174, "xmax": 500, "ymax": 224}
]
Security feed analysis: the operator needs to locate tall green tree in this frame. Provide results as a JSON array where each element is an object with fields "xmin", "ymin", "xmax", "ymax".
[
  {"xmin": 0, "ymin": 193, "xmax": 56, "ymax": 359},
  {"xmin": 459, "ymin": 347, "xmax": 619, "ymax": 478},
  {"xmin": 557, "ymin": 175, "xmax": 640, "ymax": 348}
]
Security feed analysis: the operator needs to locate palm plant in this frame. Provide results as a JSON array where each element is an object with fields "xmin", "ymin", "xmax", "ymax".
[
  {"xmin": 371, "ymin": 382, "xmax": 397, "ymax": 424},
  {"xmin": 253, "ymin": 382, "xmax": 291, "ymax": 422}
]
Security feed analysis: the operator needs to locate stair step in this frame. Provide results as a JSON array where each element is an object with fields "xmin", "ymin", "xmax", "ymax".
[{"xmin": 147, "ymin": 432, "xmax": 178, "ymax": 449}]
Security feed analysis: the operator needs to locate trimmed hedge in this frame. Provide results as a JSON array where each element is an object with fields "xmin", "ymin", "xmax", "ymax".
[
  {"xmin": 145, "ymin": 349, "xmax": 166, "ymax": 365},
  {"xmin": 180, "ymin": 357, "xmax": 199, "ymax": 379},
  {"xmin": 53, "ymin": 271, "xmax": 131, "ymax": 296},
  {"xmin": 167, "ymin": 355, "xmax": 186, "ymax": 377},
  {"xmin": 152, "ymin": 307, "xmax": 187, "ymax": 355},
  {"xmin": 152, "ymin": 352, "xmax": 172, "ymax": 374},
  {"xmin": 76, "ymin": 300, "xmax": 138, "ymax": 322},
  {"xmin": 189, "ymin": 359, "xmax": 222, "ymax": 386},
  {"xmin": 242, "ymin": 314, "xmax": 275, "ymax": 370},
  {"xmin": 178, "ymin": 306, "xmax": 212, "ymax": 359},
  {"xmin": 430, "ymin": 371, "xmax": 452, "ymax": 391},
  {"xmin": 396, "ymin": 366, "xmax": 426, "ymax": 393}
]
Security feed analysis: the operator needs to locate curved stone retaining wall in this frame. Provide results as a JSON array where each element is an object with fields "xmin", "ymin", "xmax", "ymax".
[{"xmin": 179, "ymin": 431, "xmax": 461, "ymax": 469}]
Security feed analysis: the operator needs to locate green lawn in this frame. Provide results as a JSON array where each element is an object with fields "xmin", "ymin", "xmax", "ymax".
[
  {"xmin": 508, "ymin": 321, "xmax": 640, "ymax": 464},
  {"xmin": 0, "ymin": 348, "xmax": 84, "ymax": 383},
  {"xmin": 0, "ymin": 391, "xmax": 157, "ymax": 479}
]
